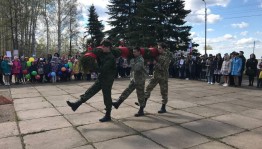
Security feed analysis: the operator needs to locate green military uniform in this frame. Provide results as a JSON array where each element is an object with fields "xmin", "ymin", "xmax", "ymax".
[
  {"xmin": 118, "ymin": 55, "xmax": 147, "ymax": 107},
  {"xmin": 80, "ymin": 51, "xmax": 116, "ymax": 110},
  {"xmin": 145, "ymin": 50, "xmax": 171, "ymax": 105}
]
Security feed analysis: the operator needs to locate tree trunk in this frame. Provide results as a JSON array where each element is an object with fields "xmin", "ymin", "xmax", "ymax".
[{"xmin": 57, "ymin": 0, "xmax": 61, "ymax": 54}]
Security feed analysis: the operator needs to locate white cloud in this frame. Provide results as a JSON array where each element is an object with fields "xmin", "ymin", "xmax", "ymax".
[
  {"xmin": 236, "ymin": 38, "xmax": 254, "ymax": 45},
  {"xmin": 255, "ymin": 31, "xmax": 262, "ymax": 35},
  {"xmin": 224, "ymin": 34, "xmax": 235, "ymax": 39},
  {"xmin": 184, "ymin": 0, "xmax": 230, "ymax": 11},
  {"xmin": 231, "ymin": 22, "xmax": 249, "ymax": 29},
  {"xmin": 207, "ymin": 28, "xmax": 214, "ymax": 32},
  {"xmin": 78, "ymin": 0, "xmax": 109, "ymax": 8},
  {"xmin": 207, "ymin": 14, "xmax": 222, "ymax": 24},
  {"xmin": 190, "ymin": 32, "xmax": 198, "ymax": 38},
  {"xmin": 240, "ymin": 31, "xmax": 248, "ymax": 36},
  {"xmin": 186, "ymin": 8, "xmax": 221, "ymax": 24}
]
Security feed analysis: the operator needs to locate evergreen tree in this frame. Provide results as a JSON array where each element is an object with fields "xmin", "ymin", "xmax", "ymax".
[
  {"xmin": 85, "ymin": 4, "xmax": 104, "ymax": 47},
  {"xmin": 164, "ymin": 0, "xmax": 192, "ymax": 51},
  {"xmin": 107, "ymin": 0, "xmax": 192, "ymax": 50},
  {"xmin": 107, "ymin": 0, "xmax": 133, "ymax": 45}
]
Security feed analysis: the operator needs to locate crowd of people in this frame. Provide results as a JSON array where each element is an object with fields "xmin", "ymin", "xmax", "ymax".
[
  {"xmin": 0, "ymin": 50, "xmax": 262, "ymax": 88},
  {"xmin": 167, "ymin": 51, "xmax": 262, "ymax": 88}
]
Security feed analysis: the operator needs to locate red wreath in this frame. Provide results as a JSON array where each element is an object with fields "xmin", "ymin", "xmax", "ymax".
[{"xmin": 84, "ymin": 52, "xmax": 97, "ymax": 59}]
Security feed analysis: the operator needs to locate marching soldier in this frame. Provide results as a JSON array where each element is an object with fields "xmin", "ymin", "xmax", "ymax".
[
  {"xmin": 136, "ymin": 42, "xmax": 171, "ymax": 113},
  {"xmin": 66, "ymin": 39, "xmax": 116, "ymax": 122},
  {"xmin": 112, "ymin": 47, "xmax": 147, "ymax": 116}
]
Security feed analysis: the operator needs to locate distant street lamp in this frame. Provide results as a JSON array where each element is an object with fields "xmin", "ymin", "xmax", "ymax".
[{"xmin": 202, "ymin": 0, "xmax": 207, "ymax": 56}]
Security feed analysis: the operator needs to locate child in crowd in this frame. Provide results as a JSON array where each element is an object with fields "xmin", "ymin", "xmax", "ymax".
[
  {"xmin": 51, "ymin": 62, "xmax": 57, "ymax": 83},
  {"xmin": 1, "ymin": 56, "xmax": 12, "ymax": 86},
  {"xmin": 12, "ymin": 56, "xmax": 21, "ymax": 84},
  {"xmin": 20, "ymin": 56, "xmax": 27, "ymax": 84}
]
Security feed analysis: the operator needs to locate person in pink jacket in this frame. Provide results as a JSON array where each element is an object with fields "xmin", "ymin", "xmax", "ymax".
[{"xmin": 12, "ymin": 56, "xmax": 21, "ymax": 84}]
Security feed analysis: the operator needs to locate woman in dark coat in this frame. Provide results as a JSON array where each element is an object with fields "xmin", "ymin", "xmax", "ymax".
[{"xmin": 246, "ymin": 53, "xmax": 258, "ymax": 86}]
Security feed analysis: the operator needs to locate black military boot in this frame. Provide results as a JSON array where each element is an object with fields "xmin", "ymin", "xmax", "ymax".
[
  {"xmin": 135, "ymin": 98, "xmax": 148, "ymax": 107},
  {"xmin": 112, "ymin": 99, "xmax": 124, "ymax": 109},
  {"xmin": 134, "ymin": 106, "xmax": 144, "ymax": 117},
  {"xmin": 99, "ymin": 109, "xmax": 111, "ymax": 122},
  {"xmin": 158, "ymin": 104, "xmax": 167, "ymax": 113},
  {"xmin": 66, "ymin": 100, "xmax": 82, "ymax": 111}
]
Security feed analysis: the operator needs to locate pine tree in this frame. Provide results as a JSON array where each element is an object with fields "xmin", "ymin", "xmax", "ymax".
[
  {"xmin": 164, "ymin": 0, "xmax": 192, "ymax": 51},
  {"xmin": 107, "ymin": 0, "xmax": 133, "ymax": 45},
  {"xmin": 107, "ymin": 0, "xmax": 192, "ymax": 50},
  {"xmin": 86, "ymin": 4, "xmax": 104, "ymax": 47}
]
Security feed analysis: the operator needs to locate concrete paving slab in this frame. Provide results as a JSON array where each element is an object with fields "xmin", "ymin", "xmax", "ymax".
[
  {"xmin": 77, "ymin": 121, "xmax": 136, "ymax": 142},
  {"xmin": 40, "ymin": 90, "xmax": 69, "ymax": 97},
  {"xmin": 143, "ymin": 102, "xmax": 173, "ymax": 114},
  {"xmin": 12, "ymin": 92, "xmax": 42, "ymax": 99},
  {"xmin": 188, "ymin": 141, "xmax": 234, "ymax": 149},
  {"xmin": 65, "ymin": 112, "xmax": 104, "ymax": 126},
  {"xmin": 46, "ymin": 95, "xmax": 76, "ymax": 107},
  {"xmin": 10, "ymin": 87, "xmax": 37, "ymax": 94},
  {"xmin": 17, "ymin": 108, "xmax": 60, "ymax": 120},
  {"xmin": 73, "ymin": 145, "xmax": 94, "ymax": 149},
  {"xmin": 156, "ymin": 109, "xmax": 203, "ymax": 124},
  {"xmin": 94, "ymin": 135, "xmax": 164, "ymax": 149},
  {"xmin": 19, "ymin": 116, "xmax": 71, "ymax": 135},
  {"xmin": 23, "ymin": 127, "xmax": 87, "ymax": 149},
  {"xmin": 206, "ymin": 102, "xmax": 250, "ymax": 113},
  {"xmin": 121, "ymin": 115, "xmax": 173, "ymax": 132},
  {"xmin": 14, "ymin": 101, "xmax": 53, "ymax": 111},
  {"xmin": 212, "ymin": 113, "xmax": 262, "ymax": 130},
  {"xmin": 111, "ymin": 106, "xmax": 141, "ymax": 119},
  {"xmin": 0, "ymin": 122, "xmax": 18, "ymax": 139},
  {"xmin": 227, "ymin": 99, "xmax": 262, "ymax": 109},
  {"xmin": 45, "ymin": 94, "xmax": 76, "ymax": 101},
  {"xmin": 13, "ymin": 97, "xmax": 46, "ymax": 104},
  {"xmin": 0, "ymin": 136, "xmax": 22, "ymax": 149},
  {"xmin": 167, "ymin": 100, "xmax": 198, "ymax": 109},
  {"xmin": 142, "ymin": 125, "xmax": 209, "ymax": 149},
  {"xmin": 57, "ymin": 104, "xmax": 97, "ymax": 115},
  {"xmin": 182, "ymin": 106, "xmax": 229, "ymax": 117},
  {"xmin": 89, "ymin": 101, "xmax": 113, "ymax": 111},
  {"xmin": 182, "ymin": 119, "xmax": 244, "ymax": 138},
  {"xmin": 222, "ymin": 131, "xmax": 262, "ymax": 149}
]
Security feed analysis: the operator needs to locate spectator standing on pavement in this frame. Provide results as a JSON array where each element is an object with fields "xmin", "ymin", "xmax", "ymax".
[
  {"xmin": 12, "ymin": 56, "xmax": 21, "ymax": 84},
  {"xmin": 231, "ymin": 52, "xmax": 242, "ymax": 87},
  {"xmin": 206, "ymin": 54, "xmax": 214, "ymax": 84},
  {"xmin": 221, "ymin": 53, "xmax": 231, "ymax": 87},
  {"xmin": 257, "ymin": 61, "xmax": 262, "ymax": 88},
  {"xmin": 238, "ymin": 51, "xmax": 246, "ymax": 86},
  {"xmin": 213, "ymin": 53, "xmax": 223, "ymax": 84},
  {"xmin": 0, "ymin": 56, "xmax": 5, "ymax": 85},
  {"xmin": 246, "ymin": 54, "xmax": 258, "ymax": 86},
  {"xmin": 1, "ymin": 56, "xmax": 13, "ymax": 86}
]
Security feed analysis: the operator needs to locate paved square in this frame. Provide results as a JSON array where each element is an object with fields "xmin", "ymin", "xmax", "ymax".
[{"xmin": 1, "ymin": 79, "xmax": 262, "ymax": 149}]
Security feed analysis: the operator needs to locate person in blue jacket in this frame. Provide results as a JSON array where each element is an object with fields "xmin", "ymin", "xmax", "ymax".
[
  {"xmin": 1, "ymin": 56, "xmax": 12, "ymax": 86},
  {"xmin": 231, "ymin": 52, "xmax": 242, "ymax": 87}
]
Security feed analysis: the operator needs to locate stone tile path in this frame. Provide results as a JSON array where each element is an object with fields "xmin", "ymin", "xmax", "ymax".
[{"xmin": 0, "ymin": 79, "xmax": 262, "ymax": 149}]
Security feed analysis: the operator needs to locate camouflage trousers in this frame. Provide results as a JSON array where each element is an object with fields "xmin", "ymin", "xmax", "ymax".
[
  {"xmin": 119, "ymin": 80, "xmax": 145, "ymax": 107},
  {"xmin": 80, "ymin": 79, "xmax": 114, "ymax": 110},
  {"xmin": 145, "ymin": 77, "xmax": 168, "ymax": 104}
]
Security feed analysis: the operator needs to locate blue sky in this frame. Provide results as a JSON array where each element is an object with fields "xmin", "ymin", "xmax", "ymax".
[{"xmin": 79, "ymin": 0, "xmax": 262, "ymax": 59}]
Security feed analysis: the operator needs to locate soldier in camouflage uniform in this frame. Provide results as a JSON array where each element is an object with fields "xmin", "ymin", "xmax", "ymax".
[
  {"xmin": 136, "ymin": 43, "xmax": 171, "ymax": 113},
  {"xmin": 66, "ymin": 39, "xmax": 116, "ymax": 122},
  {"xmin": 112, "ymin": 47, "xmax": 147, "ymax": 116}
]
